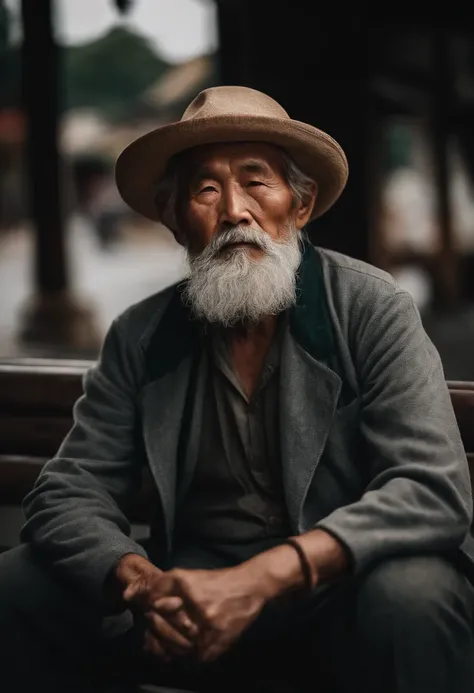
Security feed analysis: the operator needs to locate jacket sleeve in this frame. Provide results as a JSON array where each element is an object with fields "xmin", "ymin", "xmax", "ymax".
[
  {"xmin": 20, "ymin": 315, "xmax": 148, "ymax": 604},
  {"xmin": 316, "ymin": 288, "xmax": 473, "ymax": 573}
]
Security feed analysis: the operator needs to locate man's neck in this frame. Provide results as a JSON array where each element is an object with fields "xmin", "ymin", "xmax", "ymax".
[
  {"xmin": 223, "ymin": 314, "xmax": 278, "ymax": 343},
  {"xmin": 221, "ymin": 315, "xmax": 279, "ymax": 398}
]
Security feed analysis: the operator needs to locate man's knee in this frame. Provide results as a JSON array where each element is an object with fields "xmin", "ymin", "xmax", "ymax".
[
  {"xmin": 0, "ymin": 544, "xmax": 54, "ymax": 614},
  {"xmin": 355, "ymin": 554, "xmax": 473, "ymax": 636},
  {"xmin": 0, "ymin": 544, "xmax": 105, "ymax": 633}
]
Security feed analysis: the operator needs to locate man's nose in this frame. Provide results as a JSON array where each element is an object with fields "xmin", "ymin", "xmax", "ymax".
[{"xmin": 219, "ymin": 187, "xmax": 252, "ymax": 228}]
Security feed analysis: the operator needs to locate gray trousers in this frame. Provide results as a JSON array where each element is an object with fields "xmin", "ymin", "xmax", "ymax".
[{"xmin": 0, "ymin": 543, "xmax": 473, "ymax": 693}]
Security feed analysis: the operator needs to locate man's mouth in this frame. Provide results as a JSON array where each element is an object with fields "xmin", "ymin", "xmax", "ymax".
[{"xmin": 222, "ymin": 240, "xmax": 261, "ymax": 250}]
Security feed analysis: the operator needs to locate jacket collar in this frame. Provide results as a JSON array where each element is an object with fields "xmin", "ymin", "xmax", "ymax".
[{"xmin": 144, "ymin": 237, "xmax": 336, "ymax": 380}]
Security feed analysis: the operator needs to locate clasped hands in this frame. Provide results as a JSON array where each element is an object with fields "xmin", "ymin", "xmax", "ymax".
[{"xmin": 115, "ymin": 554, "xmax": 273, "ymax": 664}]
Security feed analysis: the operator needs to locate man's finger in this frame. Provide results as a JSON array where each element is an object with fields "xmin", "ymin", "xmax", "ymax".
[
  {"xmin": 197, "ymin": 630, "xmax": 238, "ymax": 663},
  {"xmin": 123, "ymin": 582, "xmax": 142, "ymax": 603},
  {"xmin": 143, "ymin": 629, "xmax": 170, "ymax": 662},
  {"xmin": 146, "ymin": 610, "xmax": 196, "ymax": 655},
  {"xmin": 199, "ymin": 638, "xmax": 231, "ymax": 663},
  {"xmin": 153, "ymin": 597, "xmax": 200, "ymax": 638},
  {"xmin": 174, "ymin": 610, "xmax": 199, "ymax": 638},
  {"xmin": 153, "ymin": 596, "xmax": 184, "ymax": 613}
]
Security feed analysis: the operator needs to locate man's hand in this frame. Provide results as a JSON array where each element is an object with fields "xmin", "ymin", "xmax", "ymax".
[
  {"xmin": 114, "ymin": 545, "xmax": 309, "ymax": 664},
  {"xmin": 171, "ymin": 531, "xmax": 349, "ymax": 662},
  {"xmin": 154, "ymin": 562, "xmax": 273, "ymax": 663},
  {"xmin": 114, "ymin": 554, "xmax": 199, "ymax": 661},
  {"xmin": 112, "ymin": 532, "xmax": 348, "ymax": 664}
]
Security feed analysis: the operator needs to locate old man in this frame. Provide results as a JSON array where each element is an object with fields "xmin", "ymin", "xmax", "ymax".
[{"xmin": 1, "ymin": 86, "xmax": 474, "ymax": 693}]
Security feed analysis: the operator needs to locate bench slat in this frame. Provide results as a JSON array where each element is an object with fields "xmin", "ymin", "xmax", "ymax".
[
  {"xmin": 0, "ymin": 369, "xmax": 84, "ymax": 412},
  {"xmin": 0, "ymin": 416, "xmax": 72, "ymax": 456},
  {"xmin": 0, "ymin": 455, "xmax": 153, "ymax": 524},
  {"xmin": 0, "ymin": 455, "xmax": 45, "ymax": 505}
]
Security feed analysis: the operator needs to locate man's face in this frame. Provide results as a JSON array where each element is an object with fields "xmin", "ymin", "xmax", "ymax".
[
  {"xmin": 180, "ymin": 142, "xmax": 310, "ymax": 255},
  {"xmin": 178, "ymin": 142, "xmax": 316, "ymax": 327}
]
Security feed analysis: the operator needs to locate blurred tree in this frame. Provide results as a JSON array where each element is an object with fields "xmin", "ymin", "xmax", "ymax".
[
  {"xmin": 0, "ymin": 0, "xmax": 9, "ymax": 47},
  {"xmin": 113, "ymin": 0, "xmax": 134, "ymax": 13},
  {"xmin": 63, "ymin": 26, "xmax": 170, "ymax": 119},
  {"xmin": 0, "ymin": 1, "xmax": 20, "ymax": 109},
  {"xmin": 385, "ymin": 122, "xmax": 413, "ymax": 171}
]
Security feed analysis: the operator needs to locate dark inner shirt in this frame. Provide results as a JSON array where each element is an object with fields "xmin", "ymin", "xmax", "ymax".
[{"xmin": 175, "ymin": 320, "xmax": 292, "ymax": 552}]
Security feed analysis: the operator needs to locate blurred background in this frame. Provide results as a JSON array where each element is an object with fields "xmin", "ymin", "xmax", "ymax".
[{"xmin": 0, "ymin": 1, "xmax": 474, "ymax": 378}]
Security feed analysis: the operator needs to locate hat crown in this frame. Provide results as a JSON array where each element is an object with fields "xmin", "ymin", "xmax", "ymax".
[{"xmin": 181, "ymin": 86, "xmax": 290, "ymax": 122}]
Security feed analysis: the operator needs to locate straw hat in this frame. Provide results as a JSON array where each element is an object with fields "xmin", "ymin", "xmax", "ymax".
[{"xmin": 115, "ymin": 85, "xmax": 348, "ymax": 223}]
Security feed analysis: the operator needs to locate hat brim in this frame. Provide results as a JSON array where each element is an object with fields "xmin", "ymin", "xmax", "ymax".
[{"xmin": 115, "ymin": 114, "xmax": 349, "ymax": 223}]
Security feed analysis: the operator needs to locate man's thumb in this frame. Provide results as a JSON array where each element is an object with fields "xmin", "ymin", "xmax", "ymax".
[{"xmin": 123, "ymin": 580, "xmax": 145, "ymax": 603}]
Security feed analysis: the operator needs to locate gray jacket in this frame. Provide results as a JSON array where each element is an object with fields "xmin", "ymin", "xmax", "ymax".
[{"xmin": 21, "ymin": 241, "xmax": 474, "ymax": 604}]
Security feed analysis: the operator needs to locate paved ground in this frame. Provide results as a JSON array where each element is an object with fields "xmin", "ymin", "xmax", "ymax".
[{"xmin": 0, "ymin": 216, "xmax": 188, "ymax": 359}]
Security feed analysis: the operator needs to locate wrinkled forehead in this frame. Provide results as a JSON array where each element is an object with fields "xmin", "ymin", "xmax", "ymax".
[{"xmin": 178, "ymin": 141, "xmax": 287, "ymax": 180}]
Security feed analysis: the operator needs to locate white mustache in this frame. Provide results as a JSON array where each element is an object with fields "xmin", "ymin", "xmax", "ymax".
[{"xmin": 209, "ymin": 226, "xmax": 270, "ymax": 255}]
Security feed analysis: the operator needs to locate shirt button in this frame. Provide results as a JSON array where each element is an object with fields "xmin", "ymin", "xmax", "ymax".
[{"xmin": 268, "ymin": 515, "xmax": 281, "ymax": 527}]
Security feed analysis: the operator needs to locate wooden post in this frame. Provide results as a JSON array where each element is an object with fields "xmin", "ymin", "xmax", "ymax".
[
  {"xmin": 19, "ymin": 0, "xmax": 99, "ymax": 354},
  {"xmin": 429, "ymin": 29, "xmax": 460, "ymax": 308}
]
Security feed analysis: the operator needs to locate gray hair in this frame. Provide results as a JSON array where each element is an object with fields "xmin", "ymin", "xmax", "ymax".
[
  {"xmin": 154, "ymin": 149, "xmax": 316, "ymax": 236},
  {"xmin": 281, "ymin": 154, "xmax": 317, "ymax": 212}
]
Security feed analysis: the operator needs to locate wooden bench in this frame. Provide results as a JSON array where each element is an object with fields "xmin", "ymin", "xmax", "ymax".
[
  {"xmin": 0, "ymin": 358, "xmax": 156, "ymax": 527},
  {"xmin": 1, "ymin": 358, "xmax": 474, "ymax": 530}
]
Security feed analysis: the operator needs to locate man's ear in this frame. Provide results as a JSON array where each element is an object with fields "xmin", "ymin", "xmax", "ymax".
[
  {"xmin": 173, "ymin": 225, "xmax": 187, "ymax": 247},
  {"xmin": 294, "ymin": 181, "xmax": 318, "ymax": 230},
  {"xmin": 155, "ymin": 194, "xmax": 186, "ymax": 246}
]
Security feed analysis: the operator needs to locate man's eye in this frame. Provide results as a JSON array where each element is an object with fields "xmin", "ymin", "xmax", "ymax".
[
  {"xmin": 199, "ymin": 186, "xmax": 217, "ymax": 193},
  {"xmin": 247, "ymin": 181, "xmax": 264, "ymax": 187}
]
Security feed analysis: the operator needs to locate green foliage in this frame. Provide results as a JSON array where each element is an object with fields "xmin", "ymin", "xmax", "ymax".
[
  {"xmin": 385, "ymin": 121, "xmax": 413, "ymax": 171},
  {"xmin": 63, "ymin": 25, "xmax": 170, "ymax": 118},
  {"xmin": 0, "ymin": 45, "xmax": 20, "ymax": 108},
  {"xmin": 0, "ymin": 1, "xmax": 20, "ymax": 109},
  {"xmin": 0, "ymin": 1, "xmax": 10, "ymax": 48}
]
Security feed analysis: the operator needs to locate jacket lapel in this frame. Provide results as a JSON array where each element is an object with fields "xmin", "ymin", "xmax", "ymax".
[
  {"xmin": 280, "ymin": 334, "xmax": 341, "ymax": 533},
  {"xmin": 281, "ymin": 239, "xmax": 342, "ymax": 532},
  {"xmin": 140, "ymin": 358, "xmax": 193, "ymax": 548},
  {"xmin": 139, "ymin": 290, "xmax": 202, "ymax": 549}
]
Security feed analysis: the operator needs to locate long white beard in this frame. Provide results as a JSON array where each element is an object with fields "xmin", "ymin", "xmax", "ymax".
[{"xmin": 182, "ymin": 225, "xmax": 302, "ymax": 327}]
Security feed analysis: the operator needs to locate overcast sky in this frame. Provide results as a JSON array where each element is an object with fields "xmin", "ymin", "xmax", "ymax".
[{"xmin": 6, "ymin": 0, "xmax": 218, "ymax": 63}]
